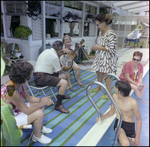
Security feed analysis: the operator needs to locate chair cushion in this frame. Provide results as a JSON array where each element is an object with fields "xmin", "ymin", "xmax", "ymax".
[{"xmin": 131, "ymin": 29, "xmax": 139, "ymax": 39}]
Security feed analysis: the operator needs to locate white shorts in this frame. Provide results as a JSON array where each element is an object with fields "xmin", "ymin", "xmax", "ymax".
[
  {"xmin": 14, "ymin": 102, "xmax": 30, "ymax": 127},
  {"xmin": 72, "ymin": 61, "xmax": 77, "ymax": 67}
]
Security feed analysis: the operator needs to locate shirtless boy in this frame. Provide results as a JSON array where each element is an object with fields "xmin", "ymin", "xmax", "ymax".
[{"xmin": 96, "ymin": 81, "xmax": 142, "ymax": 146}]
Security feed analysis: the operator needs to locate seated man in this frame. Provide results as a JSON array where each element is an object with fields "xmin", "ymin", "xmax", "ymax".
[
  {"xmin": 34, "ymin": 41, "xmax": 70, "ymax": 113},
  {"xmin": 96, "ymin": 81, "xmax": 142, "ymax": 146}
]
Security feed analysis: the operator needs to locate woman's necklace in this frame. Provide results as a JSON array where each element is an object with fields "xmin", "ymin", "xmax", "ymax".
[{"xmin": 131, "ymin": 62, "xmax": 139, "ymax": 82}]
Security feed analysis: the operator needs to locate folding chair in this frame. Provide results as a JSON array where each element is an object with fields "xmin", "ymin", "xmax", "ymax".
[
  {"xmin": 124, "ymin": 29, "xmax": 142, "ymax": 48},
  {"xmin": 26, "ymin": 81, "xmax": 57, "ymax": 100},
  {"xmin": 18, "ymin": 124, "xmax": 33, "ymax": 146},
  {"xmin": 26, "ymin": 60, "xmax": 57, "ymax": 100}
]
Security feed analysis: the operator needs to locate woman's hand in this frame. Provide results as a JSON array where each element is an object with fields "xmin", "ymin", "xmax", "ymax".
[
  {"xmin": 62, "ymin": 48, "xmax": 70, "ymax": 54},
  {"xmin": 47, "ymin": 97, "xmax": 54, "ymax": 106},
  {"xmin": 137, "ymin": 83, "xmax": 146, "ymax": 90},
  {"xmin": 91, "ymin": 46, "xmax": 97, "ymax": 51},
  {"xmin": 40, "ymin": 96, "xmax": 52, "ymax": 106}
]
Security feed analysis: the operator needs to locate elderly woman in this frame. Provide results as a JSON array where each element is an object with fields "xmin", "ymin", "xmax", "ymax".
[
  {"xmin": 91, "ymin": 13, "xmax": 117, "ymax": 97},
  {"xmin": 1, "ymin": 61, "xmax": 54, "ymax": 144},
  {"xmin": 62, "ymin": 35, "xmax": 85, "ymax": 91},
  {"xmin": 119, "ymin": 51, "xmax": 148, "ymax": 103}
]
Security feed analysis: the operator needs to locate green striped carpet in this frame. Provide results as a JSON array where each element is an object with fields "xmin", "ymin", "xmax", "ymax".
[{"xmin": 20, "ymin": 69, "xmax": 116, "ymax": 146}]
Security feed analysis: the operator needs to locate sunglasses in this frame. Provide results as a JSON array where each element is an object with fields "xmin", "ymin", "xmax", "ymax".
[{"xmin": 133, "ymin": 58, "xmax": 140, "ymax": 62}]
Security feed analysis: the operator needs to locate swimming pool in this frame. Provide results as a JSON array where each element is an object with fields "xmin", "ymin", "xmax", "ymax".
[{"xmin": 96, "ymin": 70, "xmax": 149, "ymax": 146}]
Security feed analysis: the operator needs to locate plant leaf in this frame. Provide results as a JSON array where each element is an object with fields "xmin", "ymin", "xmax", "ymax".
[{"xmin": 1, "ymin": 99, "xmax": 23, "ymax": 146}]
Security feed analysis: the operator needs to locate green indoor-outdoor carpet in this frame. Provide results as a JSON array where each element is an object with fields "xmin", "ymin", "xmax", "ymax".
[{"xmin": 1, "ymin": 69, "xmax": 117, "ymax": 146}]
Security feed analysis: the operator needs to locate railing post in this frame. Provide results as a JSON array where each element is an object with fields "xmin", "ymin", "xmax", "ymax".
[{"xmin": 86, "ymin": 73, "xmax": 122, "ymax": 146}]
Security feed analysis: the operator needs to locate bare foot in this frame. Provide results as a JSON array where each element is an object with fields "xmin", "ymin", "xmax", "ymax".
[
  {"xmin": 69, "ymin": 87, "xmax": 74, "ymax": 91},
  {"xmin": 95, "ymin": 87, "xmax": 101, "ymax": 92},
  {"xmin": 78, "ymin": 83, "xmax": 85, "ymax": 87}
]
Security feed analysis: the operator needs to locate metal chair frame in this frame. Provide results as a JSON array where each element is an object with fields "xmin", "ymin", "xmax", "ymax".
[{"xmin": 26, "ymin": 81, "xmax": 57, "ymax": 100}]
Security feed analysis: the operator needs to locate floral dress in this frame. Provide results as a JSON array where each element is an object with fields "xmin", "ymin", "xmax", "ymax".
[{"xmin": 92, "ymin": 30, "xmax": 117, "ymax": 73}]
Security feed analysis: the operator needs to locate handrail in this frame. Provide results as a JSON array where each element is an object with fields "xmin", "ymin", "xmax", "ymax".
[
  {"xmin": 86, "ymin": 73, "xmax": 122, "ymax": 146},
  {"xmin": 101, "ymin": 73, "xmax": 120, "ymax": 83}
]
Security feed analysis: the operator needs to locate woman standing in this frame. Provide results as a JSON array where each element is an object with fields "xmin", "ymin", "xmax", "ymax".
[
  {"xmin": 119, "ymin": 51, "xmax": 148, "ymax": 103},
  {"xmin": 62, "ymin": 35, "xmax": 85, "ymax": 91},
  {"xmin": 91, "ymin": 13, "xmax": 117, "ymax": 96},
  {"xmin": 1, "ymin": 62, "xmax": 54, "ymax": 144}
]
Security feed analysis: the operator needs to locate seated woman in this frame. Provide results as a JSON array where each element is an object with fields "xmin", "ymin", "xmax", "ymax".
[
  {"xmin": 119, "ymin": 51, "xmax": 148, "ymax": 104},
  {"xmin": 1, "ymin": 61, "xmax": 54, "ymax": 144},
  {"xmin": 62, "ymin": 35, "xmax": 85, "ymax": 91}
]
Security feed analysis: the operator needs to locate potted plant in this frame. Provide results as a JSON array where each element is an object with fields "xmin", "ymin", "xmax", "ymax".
[{"xmin": 14, "ymin": 25, "xmax": 32, "ymax": 40}]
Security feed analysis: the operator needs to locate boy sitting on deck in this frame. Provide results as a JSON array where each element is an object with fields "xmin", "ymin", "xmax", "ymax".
[{"xmin": 96, "ymin": 81, "xmax": 142, "ymax": 146}]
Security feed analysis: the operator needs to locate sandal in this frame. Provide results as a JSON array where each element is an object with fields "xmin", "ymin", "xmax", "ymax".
[
  {"xmin": 69, "ymin": 87, "xmax": 74, "ymax": 91},
  {"xmin": 90, "ymin": 88, "xmax": 98, "ymax": 93},
  {"xmin": 101, "ymin": 94, "xmax": 109, "ymax": 99}
]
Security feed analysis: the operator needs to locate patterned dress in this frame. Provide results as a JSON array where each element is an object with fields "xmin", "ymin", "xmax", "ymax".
[
  {"xmin": 92, "ymin": 30, "xmax": 117, "ymax": 73},
  {"xmin": 1, "ymin": 83, "xmax": 25, "ymax": 116}
]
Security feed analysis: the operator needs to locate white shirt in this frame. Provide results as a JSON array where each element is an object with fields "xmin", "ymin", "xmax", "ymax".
[{"xmin": 34, "ymin": 48, "xmax": 61, "ymax": 74}]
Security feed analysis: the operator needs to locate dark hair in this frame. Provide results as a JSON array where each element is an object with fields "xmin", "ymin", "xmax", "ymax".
[
  {"xmin": 52, "ymin": 41, "xmax": 63, "ymax": 50},
  {"xmin": 133, "ymin": 51, "xmax": 143, "ymax": 60},
  {"xmin": 115, "ymin": 81, "xmax": 131, "ymax": 97},
  {"xmin": 9, "ymin": 61, "xmax": 33, "ymax": 84},
  {"xmin": 95, "ymin": 13, "xmax": 112, "ymax": 25}
]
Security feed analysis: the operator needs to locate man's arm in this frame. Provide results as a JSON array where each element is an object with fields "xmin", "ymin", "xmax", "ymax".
[
  {"xmin": 57, "ymin": 65, "xmax": 65, "ymax": 74},
  {"xmin": 100, "ymin": 104, "xmax": 116, "ymax": 122},
  {"xmin": 132, "ymin": 99, "xmax": 142, "ymax": 145},
  {"xmin": 96, "ymin": 94, "xmax": 116, "ymax": 122}
]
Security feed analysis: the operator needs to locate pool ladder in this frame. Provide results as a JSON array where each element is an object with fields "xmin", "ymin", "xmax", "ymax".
[{"xmin": 86, "ymin": 73, "xmax": 122, "ymax": 146}]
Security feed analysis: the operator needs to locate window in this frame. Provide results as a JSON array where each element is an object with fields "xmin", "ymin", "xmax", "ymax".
[
  {"xmin": 44, "ymin": 1, "xmax": 61, "ymax": 39},
  {"xmin": 5, "ymin": 1, "xmax": 27, "ymax": 14},
  {"xmin": 63, "ymin": 1, "xmax": 83, "ymax": 37},
  {"xmin": 46, "ymin": 18, "xmax": 61, "ymax": 38},
  {"xmin": 84, "ymin": 4, "xmax": 97, "ymax": 37},
  {"xmin": 4, "ymin": 1, "xmax": 27, "ymax": 38}
]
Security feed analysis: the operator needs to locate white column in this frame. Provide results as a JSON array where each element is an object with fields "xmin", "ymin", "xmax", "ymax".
[
  {"xmin": 42, "ymin": 1, "xmax": 46, "ymax": 52},
  {"xmin": 1, "ymin": 1, "xmax": 7, "ymax": 40}
]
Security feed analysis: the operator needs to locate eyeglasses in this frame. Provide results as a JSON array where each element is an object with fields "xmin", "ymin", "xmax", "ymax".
[
  {"xmin": 133, "ymin": 58, "xmax": 140, "ymax": 62},
  {"xmin": 96, "ymin": 22, "xmax": 102, "ymax": 27},
  {"xmin": 64, "ymin": 38, "xmax": 70, "ymax": 41}
]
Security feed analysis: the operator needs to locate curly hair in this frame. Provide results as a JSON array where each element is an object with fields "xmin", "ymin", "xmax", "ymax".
[
  {"xmin": 115, "ymin": 81, "xmax": 131, "ymax": 97},
  {"xmin": 9, "ymin": 61, "xmax": 33, "ymax": 84},
  {"xmin": 95, "ymin": 13, "xmax": 112, "ymax": 25}
]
